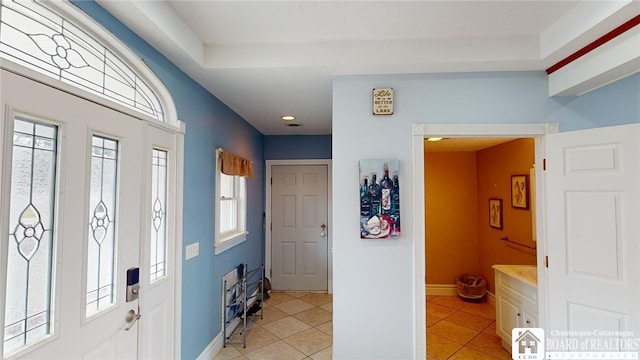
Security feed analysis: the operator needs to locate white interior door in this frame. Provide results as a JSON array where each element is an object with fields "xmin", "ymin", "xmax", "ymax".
[
  {"xmin": 271, "ymin": 165, "xmax": 328, "ymax": 291},
  {"xmin": 0, "ymin": 69, "xmax": 175, "ymax": 359},
  {"xmin": 546, "ymin": 123, "xmax": 640, "ymax": 337}
]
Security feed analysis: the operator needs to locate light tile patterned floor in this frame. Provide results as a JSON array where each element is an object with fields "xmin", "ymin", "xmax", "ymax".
[
  {"xmin": 214, "ymin": 292, "xmax": 332, "ymax": 360},
  {"xmin": 215, "ymin": 293, "xmax": 508, "ymax": 359},
  {"xmin": 427, "ymin": 295, "xmax": 512, "ymax": 360}
]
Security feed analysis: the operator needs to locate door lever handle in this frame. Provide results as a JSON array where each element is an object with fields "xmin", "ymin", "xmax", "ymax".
[
  {"xmin": 320, "ymin": 223, "xmax": 327, "ymax": 238},
  {"xmin": 124, "ymin": 309, "xmax": 141, "ymax": 331}
]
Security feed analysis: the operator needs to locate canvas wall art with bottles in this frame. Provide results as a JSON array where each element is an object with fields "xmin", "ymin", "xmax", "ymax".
[{"xmin": 359, "ymin": 159, "xmax": 400, "ymax": 239}]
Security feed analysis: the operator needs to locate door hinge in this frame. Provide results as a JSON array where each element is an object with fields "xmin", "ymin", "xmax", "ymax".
[
  {"xmin": 270, "ymin": 269, "xmax": 272, "ymax": 277},
  {"xmin": 270, "ymin": 177, "xmax": 272, "ymax": 185},
  {"xmin": 543, "ymin": 158, "xmax": 546, "ymax": 171},
  {"xmin": 545, "ymin": 256, "xmax": 549, "ymax": 268},
  {"xmin": 270, "ymin": 223, "xmax": 272, "ymax": 231}
]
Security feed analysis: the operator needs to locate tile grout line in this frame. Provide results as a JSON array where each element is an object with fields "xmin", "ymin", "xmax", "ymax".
[
  {"xmin": 427, "ymin": 296, "xmax": 507, "ymax": 360},
  {"xmin": 444, "ymin": 310, "xmax": 497, "ymax": 359},
  {"xmin": 220, "ymin": 292, "xmax": 333, "ymax": 360},
  {"xmin": 444, "ymin": 315, "xmax": 500, "ymax": 360}
]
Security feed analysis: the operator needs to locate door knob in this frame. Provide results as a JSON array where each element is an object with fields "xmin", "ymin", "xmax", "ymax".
[
  {"xmin": 124, "ymin": 308, "xmax": 141, "ymax": 331},
  {"xmin": 320, "ymin": 223, "xmax": 327, "ymax": 237}
]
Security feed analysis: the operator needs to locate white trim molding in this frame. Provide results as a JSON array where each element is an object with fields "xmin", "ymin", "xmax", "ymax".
[
  {"xmin": 412, "ymin": 131, "xmax": 427, "ymax": 360},
  {"xmin": 487, "ymin": 291, "xmax": 496, "ymax": 307},
  {"xmin": 425, "ymin": 285, "xmax": 496, "ymax": 306},
  {"xmin": 265, "ymin": 159, "xmax": 333, "ymax": 293},
  {"xmin": 413, "ymin": 123, "xmax": 559, "ymax": 137},
  {"xmin": 173, "ymin": 120, "xmax": 186, "ymax": 359},
  {"xmin": 196, "ymin": 331, "xmax": 223, "ymax": 360},
  {"xmin": 549, "ymin": 25, "xmax": 640, "ymax": 96},
  {"xmin": 425, "ymin": 284, "xmax": 457, "ymax": 296}
]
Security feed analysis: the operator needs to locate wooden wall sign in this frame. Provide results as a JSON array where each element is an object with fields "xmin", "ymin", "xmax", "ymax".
[{"xmin": 373, "ymin": 88, "xmax": 393, "ymax": 115}]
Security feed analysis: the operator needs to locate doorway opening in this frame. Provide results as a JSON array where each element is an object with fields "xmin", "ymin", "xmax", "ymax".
[
  {"xmin": 424, "ymin": 137, "xmax": 537, "ymax": 358},
  {"xmin": 410, "ymin": 123, "xmax": 554, "ymax": 359}
]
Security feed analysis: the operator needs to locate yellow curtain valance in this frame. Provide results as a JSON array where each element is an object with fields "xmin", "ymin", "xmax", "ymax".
[{"xmin": 219, "ymin": 149, "xmax": 253, "ymax": 178}]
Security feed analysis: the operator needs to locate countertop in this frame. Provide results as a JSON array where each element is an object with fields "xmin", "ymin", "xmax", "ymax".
[{"xmin": 492, "ymin": 264, "xmax": 537, "ymax": 288}]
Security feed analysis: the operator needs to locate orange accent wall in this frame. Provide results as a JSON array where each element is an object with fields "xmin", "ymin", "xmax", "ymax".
[
  {"xmin": 425, "ymin": 152, "xmax": 479, "ymax": 284},
  {"xmin": 424, "ymin": 139, "xmax": 536, "ymax": 292},
  {"xmin": 477, "ymin": 139, "xmax": 536, "ymax": 292}
]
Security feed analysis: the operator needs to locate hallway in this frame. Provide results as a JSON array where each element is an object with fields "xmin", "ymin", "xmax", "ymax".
[{"xmin": 214, "ymin": 292, "xmax": 332, "ymax": 360}]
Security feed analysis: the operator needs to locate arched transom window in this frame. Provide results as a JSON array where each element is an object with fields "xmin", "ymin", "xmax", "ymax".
[{"xmin": 0, "ymin": 0, "xmax": 176, "ymax": 124}]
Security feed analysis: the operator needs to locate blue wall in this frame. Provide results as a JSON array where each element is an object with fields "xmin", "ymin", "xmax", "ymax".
[
  {"xmin": 547, "ymin": 72, "xmax": 640, "ymax": 130},
  {"xmin": 334, "ymin": 71, "xmax": 639, "ymax": 132},
  {"xmin": 72, "ymin": 3, "xmax": 266, "ymax": 359},
  {"xmin": 264, "ymin": 135, "xmax": 332, "ymax": 159}
]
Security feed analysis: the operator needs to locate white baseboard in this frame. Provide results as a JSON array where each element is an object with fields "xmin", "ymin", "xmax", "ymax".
[
  {"xmin": 425, "ymin": 284, "xmax": 496, "ymax": 308},
  {"xmin": 425, "ymin": 284, "xmax": 457, "ymax": 296},
  {"xmin": 487, "ymin": 291, "xmax": 495, "ymax": 307},
  {"xmin": 196, "ymin": 331, "xmax": 223, "ymax": 360},
  {"xmin": 207, "ymin": 286, "xmax": 263, "ymax": 360}
]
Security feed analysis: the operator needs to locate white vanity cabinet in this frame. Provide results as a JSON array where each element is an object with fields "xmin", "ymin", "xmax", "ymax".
[{"xmin": 493, "ymin": 265, "xmax": 538, "ymax": 351}]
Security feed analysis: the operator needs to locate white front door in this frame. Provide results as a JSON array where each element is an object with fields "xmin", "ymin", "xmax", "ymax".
[
  {"xmin": 0, "ymin": 69, "xmax": 176, "ymax": 358},
  {"xmin": 271, "ymin": 165, "xmax": 328, "ymax": 291},
  {"xmin": 138, "ymin": 125, "xmax": 177, "ymax": 360},
  {"xmin": 546, "ymin": 123, "xmax": 640, "ymax": 337}
]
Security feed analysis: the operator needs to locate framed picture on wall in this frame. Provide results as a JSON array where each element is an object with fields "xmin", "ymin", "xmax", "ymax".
[
  {"xmin": 359, "ymin": 159, "xmax": 400, "ymax": 239},
  {"xmin": 489, "ymin": 198, "xmax": 502, "ymax": 229},
  {"xmin": 511, "ymin": 174, "xmax": 529, "ymax": 209}
]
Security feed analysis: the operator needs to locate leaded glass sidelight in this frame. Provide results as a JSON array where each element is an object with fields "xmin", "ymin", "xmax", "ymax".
[
  {"xmin": 85, "ymin": 136, "xmax": 118, "ymax": 316},
  {"xmin": 4, "ymin": 118, "xmax": 58, "ymax": 356},
  {"xmin": 150, "ymin": 149, "xmax": 167, "ymax": 282}
]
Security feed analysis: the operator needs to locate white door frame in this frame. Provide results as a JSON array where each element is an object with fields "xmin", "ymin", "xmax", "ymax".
[
  {"xmin": 0, "ymin": 60, "xmax": 184, "ymax": 359},
  {"xmin": 265, "ymin": 159, "xmax": 333, "ymax": 293},
  {"xmin": 411, "ymin": 123, "xmax": 558, "ymax": 359}
]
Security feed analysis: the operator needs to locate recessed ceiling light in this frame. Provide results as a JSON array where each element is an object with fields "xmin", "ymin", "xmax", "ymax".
[
  {"xmin": 281, "ymin": 115, "xmax": 295, "ymax": 121},
  {"xmin": 427, "ymin": 137, "xmax": 444, "ymax": 142}
]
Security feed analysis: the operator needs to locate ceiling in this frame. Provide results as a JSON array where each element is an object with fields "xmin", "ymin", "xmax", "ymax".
[{"xmin": 97, "ymin": 1, "xmax": 633, "ymax": 135}]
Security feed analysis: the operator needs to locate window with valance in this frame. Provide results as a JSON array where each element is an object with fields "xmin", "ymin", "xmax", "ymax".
[{"xmin": 215, "ymin": 149, "xmax": 251, "ymax": 254}]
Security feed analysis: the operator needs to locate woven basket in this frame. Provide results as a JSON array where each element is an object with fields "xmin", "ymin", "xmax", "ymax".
[{"xmin": 456, "ymin": 274, "xmax": 487, "ymax": 300}]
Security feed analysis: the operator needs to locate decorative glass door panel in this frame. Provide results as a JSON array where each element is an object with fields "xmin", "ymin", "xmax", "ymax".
[
  {"xmin": 1, "ymin": 68, "xmax": 143, "ymax": 359},
  {"xmin": 3, "ymin": 118, "xmax": 58, "ymax": 356},
  {"xmin": 86, "ymin": 136, "xmax": 119, "ymax": 316},
  {"xmin": 138, "ymin": 125, "xmax": 177, "ymax": 359},
  {"xmin": 150, "ymin": 149, "xmax": 167, "ymax": 283}
]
